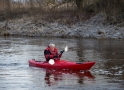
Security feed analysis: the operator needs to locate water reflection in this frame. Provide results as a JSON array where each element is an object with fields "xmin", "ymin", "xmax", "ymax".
[
  {"xmin": 76, "ymin": 38, "xmax": 85, "ymax": 62},
  {"xmin": 44, "ymin": 69, "xmax": 94, "ymax": 86},
  {"xmin": 0, "ymin": 36, "xmax": 124, "ymax": 90},
  {"xmin": 75, "ymin": 38, "xmax": 124, "ymax": 77}
]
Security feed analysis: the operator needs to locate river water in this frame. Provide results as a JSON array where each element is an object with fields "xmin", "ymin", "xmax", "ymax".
[{"xmin": 0, "ymin": 36, "xmax": 124, "ymax": 90}]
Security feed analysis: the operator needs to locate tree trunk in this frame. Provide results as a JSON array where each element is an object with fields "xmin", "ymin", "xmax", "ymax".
[
  {"xmin": 6, "ymin": 0, "xmax": 11, "ymax": 11},
  {"xmin": 75, "ymin": 0, "xmax": 83, "ymax": 10},
  {"xmin": 30, "ymin": 0, "xmax": 34, "ymax": 9}
]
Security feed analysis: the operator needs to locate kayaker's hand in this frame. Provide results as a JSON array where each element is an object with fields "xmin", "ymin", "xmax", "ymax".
[{"xmin": 60, "ymin": 50, "xmax": 64, "ymax": 54}]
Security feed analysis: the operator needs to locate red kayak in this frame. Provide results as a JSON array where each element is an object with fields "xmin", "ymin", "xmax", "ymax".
[{"xmin": 29, "ymin": 59, "xmax": 95, "ymax": 71}]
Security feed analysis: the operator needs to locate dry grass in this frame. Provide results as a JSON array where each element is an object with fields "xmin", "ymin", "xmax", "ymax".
[
  {"xmin": 95, "ymin": 0, "xmax": 124, "ymax": 23},
  {"xmin": 0, "ymin": 0, "xmax": 123, "ymax": 24}
]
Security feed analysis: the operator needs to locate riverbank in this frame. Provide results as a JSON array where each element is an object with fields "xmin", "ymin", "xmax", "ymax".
[{"xmin": 0, "ymin": 13, "xmax": 124, "ymax": 40}]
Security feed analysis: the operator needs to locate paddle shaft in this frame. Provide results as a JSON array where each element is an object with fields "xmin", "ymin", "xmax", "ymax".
[{"xmin": 49, "ymin": 46, "xmax": 68, "ymax": 65}]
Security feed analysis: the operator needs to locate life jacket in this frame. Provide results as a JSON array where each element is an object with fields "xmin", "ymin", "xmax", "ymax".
[
  {"xmin": 44, "ymin": 46, "xmax": 60, "ymax": 61},
  {"xmin": 47, "ymin": 47, "xmax": 58, "ymax": 56}
]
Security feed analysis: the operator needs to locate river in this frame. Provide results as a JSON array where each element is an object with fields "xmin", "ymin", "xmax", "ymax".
[{"xmin": 0, "ymin": 36, "xmax": 124, "ymax": 90}]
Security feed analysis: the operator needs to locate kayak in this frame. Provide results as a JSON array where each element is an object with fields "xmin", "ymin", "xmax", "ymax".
[{"xmin": 28, "ymin": 59, "xmax": 95, "ymax": 71}]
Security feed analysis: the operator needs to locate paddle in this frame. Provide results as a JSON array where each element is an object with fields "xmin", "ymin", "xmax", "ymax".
[{"xmin": 49, "ymin": 46, "xmax": 68, "ymax": 65}]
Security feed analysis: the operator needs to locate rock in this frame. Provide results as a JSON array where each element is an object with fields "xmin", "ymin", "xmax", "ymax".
[{"xmin": 117, "ymin": 22, "xmax": 124, "ymax": 27}]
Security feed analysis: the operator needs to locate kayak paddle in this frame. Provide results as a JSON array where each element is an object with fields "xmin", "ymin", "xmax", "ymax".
[{"xmin": 49, "ymin": 46, "xmax": 68, "ymax": 65}]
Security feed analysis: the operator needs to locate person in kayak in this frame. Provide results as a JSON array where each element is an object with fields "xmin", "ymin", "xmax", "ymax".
[{"xmin": 44, "ymin": 43, "xmax": 64, "ymax": 62}]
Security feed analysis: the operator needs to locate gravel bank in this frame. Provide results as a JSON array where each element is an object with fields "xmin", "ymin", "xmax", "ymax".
[{"xmin": 0, "ymin": 13, "xmax": 124, "ymax": 40}]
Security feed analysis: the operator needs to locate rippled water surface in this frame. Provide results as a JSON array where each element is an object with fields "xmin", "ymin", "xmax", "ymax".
[{"xmin": 0, "ymin": 36, "xmax": 124, "ymax": 90}]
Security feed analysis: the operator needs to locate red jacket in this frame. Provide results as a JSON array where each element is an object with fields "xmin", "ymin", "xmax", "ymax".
[{"xmin": 44, "ymin": 46, "xmax": 62, "ymax": 61}]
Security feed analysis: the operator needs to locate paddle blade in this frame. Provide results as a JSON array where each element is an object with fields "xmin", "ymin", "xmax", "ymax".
[
  {"xmin": 49, "ymin": 59, "xmax": 55, "ymax": 65},
  {"xmin": 64, "ymin": 46, "xmax": 68, "ymax": 52}
]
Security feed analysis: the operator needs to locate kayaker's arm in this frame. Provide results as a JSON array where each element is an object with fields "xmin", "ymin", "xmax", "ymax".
[
  {"xmin": 60, "ymin": 50, "xmax": 64, "ymax": 54},
  {"xmin": 58, "ymin": 50, "xmax": 64, "ymax": 58},
  {"xmin": 58, "ymin": 46, "xmax": 68, "ymax": 58}
]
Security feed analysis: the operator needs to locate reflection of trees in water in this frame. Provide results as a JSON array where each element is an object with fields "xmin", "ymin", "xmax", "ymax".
[
  {"xmin": 93, "ymin": 40, "xmax": 124, "ymax": 76},
  {"xmin": 75, "ymin": 39, "xmax": 124, "ymax": 76},
  {"xmin": 76, "ymin": 38, "xmax": 84, "ymax": 62},
  {"xmin": 77, "ymin": 71, "xmax": 95, "ymax": 84},
  {"xmin": 101, "ymin": 40, "xmax": 124, "ymax": 74}
]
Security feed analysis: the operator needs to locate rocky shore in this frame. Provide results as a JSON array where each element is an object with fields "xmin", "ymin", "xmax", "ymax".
[{"xmin": 0, "ymin": 13, "xmax": 124, "ymax": 40}]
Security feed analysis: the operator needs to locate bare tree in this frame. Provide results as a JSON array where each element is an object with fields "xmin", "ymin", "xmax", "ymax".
[
  {"xmin": 29, "ymin": 0, "xmax": 34, "ymax": 9},
  {"xmin": 75, "ymin": 0, "xmax": 83, "ymax": 10},
  {"xmin": 5, "ymin": 0, "xmax": 12, "ymax": 11}
]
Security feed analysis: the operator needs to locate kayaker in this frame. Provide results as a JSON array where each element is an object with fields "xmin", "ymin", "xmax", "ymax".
[{"xmin": 44, "ymin": 43, "xmax": 64, "ymax": 62}]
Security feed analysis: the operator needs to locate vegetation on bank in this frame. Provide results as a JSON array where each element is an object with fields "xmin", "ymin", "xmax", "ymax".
[{"xmin": 0, "ymin": 0, "xmax": 123, "ymax": 25}]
